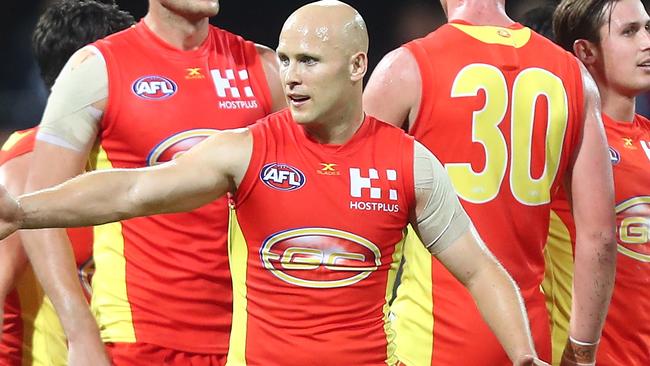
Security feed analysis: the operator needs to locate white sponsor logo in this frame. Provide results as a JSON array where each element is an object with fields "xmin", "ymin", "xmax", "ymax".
[
  {"xmin": 211, "ymin": 69, "xmax": 258, "ymax": 110},
  {"xmin": 349, "ymin": 168, "xmax": 400, "ymax": 212}
]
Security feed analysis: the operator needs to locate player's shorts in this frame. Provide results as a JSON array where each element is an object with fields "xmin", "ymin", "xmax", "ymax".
[{"xmin": 105, "ymin": 342, "xmax": 227, "ymax": 366}]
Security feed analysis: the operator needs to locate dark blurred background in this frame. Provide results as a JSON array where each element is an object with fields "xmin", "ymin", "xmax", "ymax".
[{"xmin": 3, "ymin": 0, "xmax": 648, "ymax": 144}]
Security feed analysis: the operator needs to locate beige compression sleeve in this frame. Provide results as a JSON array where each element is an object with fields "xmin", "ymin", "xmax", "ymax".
[
  {"xmin": 37, "ymin": 46, "xmax": 107, "ymax": 151},
  {"xmin": 412, "ymin": 140, "xmax": 471, "ymax": 254}
]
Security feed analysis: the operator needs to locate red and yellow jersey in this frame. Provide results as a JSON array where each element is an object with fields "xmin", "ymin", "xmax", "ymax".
[
  {"xmin": 544, "ymin": 113, "xmax": 650, "ymax": 366},
  {"xmin": 392, "ymin": 21, "xmax": 584, "ymax": 365},
  {"xmin": 89, "ymin": 20, "xmax": 272, "ymax": 354},
  {"xmin": 228, "ymin": 110, "xmax": 416, "ymax": 365},
  {"xmin": 0, "ymin": 128, "xmax": 94, "ymax": 366}
]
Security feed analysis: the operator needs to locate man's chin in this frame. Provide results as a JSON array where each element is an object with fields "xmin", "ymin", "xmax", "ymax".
[{"xmin": 289, "ymin": 110, "xmax": 313, "ymax": 125}]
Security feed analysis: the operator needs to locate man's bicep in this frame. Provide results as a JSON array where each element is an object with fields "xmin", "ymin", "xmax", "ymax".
[
  {"xmin": 570, "ymin": 66, "xmax": 614, "ymax": 232},
  {"xmin": 433, "ymin": 229, "xmax": 494, "ymax": 285},
  {"xmin": 363, "ymin": 47, "xmax": 420, "ymax": 128},
  {"xmin": 26, "ymin": 143, "xmax": 91, "ymax": 192},
  {"xmin": 411, "ymin": 141, "xmax": 470, "ymax": 255},
  {"xmin": 37, "ymin": 47, "xmax": 105, "ymax": 154}
]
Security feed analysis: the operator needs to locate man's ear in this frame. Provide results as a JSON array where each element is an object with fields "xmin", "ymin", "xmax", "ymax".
[
  {"xmin": 350, "ymin": 52, "xmax": 368, "ymax": 82},
  {"xmin": 573, "ymin": 39, "xmax": 598, "ymax": 65}
]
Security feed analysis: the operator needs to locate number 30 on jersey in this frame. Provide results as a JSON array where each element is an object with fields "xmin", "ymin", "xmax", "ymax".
[{"xmin": 446, "ymin": 63, "xmax": 568, "ymax": 206}]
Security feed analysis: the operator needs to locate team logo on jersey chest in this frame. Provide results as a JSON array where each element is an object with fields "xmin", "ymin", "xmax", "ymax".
[
  {"xmin": 132, "ymin": 75, "xmax": 178, "ymax": 100},
  {"xmin": 260, "ymin": 163, "xmax": 306, "ymax": 191},
  {"xmin": 146, "ymin": 129, "xmax": 218, "ymax": 166},
  {"xmin": 260, "ymin": 228, "xmax": 381, "ymax": 288},
  {"xmin": 616, "ymin": 196, "xmax": 650, "ymax": 262}
]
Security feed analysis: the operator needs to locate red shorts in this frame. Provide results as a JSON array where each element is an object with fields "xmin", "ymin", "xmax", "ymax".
[{"xmin": 106, "ymin": 342, "xmax": 227, "ymax": 366}]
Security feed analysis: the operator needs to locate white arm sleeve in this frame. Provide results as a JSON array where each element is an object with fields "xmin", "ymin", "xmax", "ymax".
[
  {"xmin": 412, "ymin": 140, "xmax": 471, "ymax": 255},
  {"xmin": 37, "ymin": 46, "xmax": 107, "ymax": 151}
]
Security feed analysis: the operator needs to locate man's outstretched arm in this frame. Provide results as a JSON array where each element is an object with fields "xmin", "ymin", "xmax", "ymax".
[{"xmin": 1, "ymin": 128, "xmax": 252, "ymax": 237}]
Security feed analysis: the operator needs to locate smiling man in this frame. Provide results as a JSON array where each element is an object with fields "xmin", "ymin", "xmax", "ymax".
[
  {"xmin": 546, "ymin": 1, "xmax": 650, "ymax": 365},
  {"xmin": 0, "ymin": 1, "xmax": 547, "ymax": 365}
]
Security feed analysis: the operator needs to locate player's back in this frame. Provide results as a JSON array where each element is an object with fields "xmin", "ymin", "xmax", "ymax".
[
  {"xmin": 392, "ymin": 22, "xmax": 584, "ymax": 365},
  {"xmin": 408, "ymin": 22, "xmax": 584, "ymax": 283}
]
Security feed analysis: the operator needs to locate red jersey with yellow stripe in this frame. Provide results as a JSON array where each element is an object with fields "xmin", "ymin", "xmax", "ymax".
[
  {"xmin": 228, "ymin": 110, "xmax": 415, "ymax": 365},
  {"xmin": 89, "ymin": 21, "xmax": 272, "ymax": 354},
  {"xmin": 391, "ymin": 21, "xmax": 584, "ymax": 365},
  {"xmin": 0, "ymin": 128, "xmax": 93, "ymax": 366},
  {"xmin": 545, "ymin": 113, "xmax": 650, "ymax": 366}
]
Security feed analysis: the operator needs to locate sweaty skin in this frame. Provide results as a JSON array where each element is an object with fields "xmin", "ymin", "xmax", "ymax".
[
  {"xmin": 19, "ymin": 1, "xmax": 286, "ymax": 366},
  {"xmin": 0, "ymin": 2, "xmax": 545, "ymax": 365},
  {"xmin": 363, "ymin": 2, "xmax": 615, "ymax": 366}
]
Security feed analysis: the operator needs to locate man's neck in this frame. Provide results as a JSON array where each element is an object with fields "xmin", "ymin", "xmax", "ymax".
[
  {"xmin": 303, "ymin": 111, "xmax": 365, "ymax": 145},
  {"xmin": 144, "ymin": 3, "xmax": 209, "ymax": 51},
  {"xmin": 601, "ymin": 88, "xmax": 637, "ymax": 123},
  {"xmin": 446, "ymin": 0, "xmax": 514, "ymax": 27}
]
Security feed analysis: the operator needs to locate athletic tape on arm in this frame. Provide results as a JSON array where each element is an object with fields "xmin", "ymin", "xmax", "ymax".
[
  {"xmin": 413, "ymin": 140, "xmax": 471, "ymax": 254},
  {"xmin": 37, "ymin": 47, "xmax": 107, "ymax": 151}
]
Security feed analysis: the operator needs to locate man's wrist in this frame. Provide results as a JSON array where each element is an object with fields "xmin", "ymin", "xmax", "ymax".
[{"xmin": 561, "ymin": 336, "xmax": 599, "ymax": 365}]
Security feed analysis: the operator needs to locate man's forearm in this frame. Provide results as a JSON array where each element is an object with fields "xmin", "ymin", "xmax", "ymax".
[
  {"xmin": 468, "ymin": 263, "xmax": 537, "ymax": 362},
  {"xmin": 17, "ymin": 169, "xmax": 141, "ymax": 230},
  {"xmin": 19, "ymin": 229, "xmax": 99, "ymax": 341},
  {"xmin": 570, "ymin": 233, "xmax": 616, "ymax": 342}
]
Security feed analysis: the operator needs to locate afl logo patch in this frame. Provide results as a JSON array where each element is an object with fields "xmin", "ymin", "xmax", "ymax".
[
  {"xmin": 260, "ymin": 228, "xmax": 381, "ymax": 288},
  {"xmin": 609, "ymin": 147, "xmax": 621, "ymax": 165},
  {"xmin": 260, "ymin": 163, "xmax": 306, "ymax": 191},
  {"xmin": 146, "ymin": 129, "xmax": 218, "ymax": 166},
  {"xmin": 132, "ymin": 75, "xmax": 178, "ymax": 100}
]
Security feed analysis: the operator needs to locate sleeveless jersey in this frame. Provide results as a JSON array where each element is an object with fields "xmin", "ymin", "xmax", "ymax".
[
  {"xmin": 89, "ymin": 20, "xmax": 272, "ymax": 353},
  {"xmin": 0, "ymin": 128, "xmax": 93, "ymax": 366},
  {"xmin": 391, "ymin": 21, "xmax": 584, "ymax": 365},
  {"xmin": 544, "ymin": 113, "xmax": 650, "ymax": 366},
  {"xmin": 228, "ymin": 109, "xmax": 416, "ymax": 365}
]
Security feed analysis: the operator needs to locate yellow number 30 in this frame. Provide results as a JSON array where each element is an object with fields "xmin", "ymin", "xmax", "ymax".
[{"xmin": 446, "ymin": 64, "xmax": 568, "ymax": 206}]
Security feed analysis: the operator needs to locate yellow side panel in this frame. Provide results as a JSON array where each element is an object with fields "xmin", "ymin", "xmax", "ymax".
[
  {"xmin": 30, "ymin": 296, "xmax": 67, "ymax": 366},
  {"xmin": 89, "ymin": 145, "xmax": 135, "ymax": 342},
  {"xmin": 391, "ymin": 227, "xmax": 434, "ymax": 366},
  {"xmin": 383, "ymin": 233, "xmax": 406, "ymax": 366},
  {"xmin": 542, "ymin": 210, "xmax": 575, "ymax": 366},
  {"xmin": 226, "ymin": 207, "xmax": 249, "ymax": 366},
  {"xmin": 15, "ymin": 266, "xmax": 67, "ymax": 366},
  {"xmin": 1, "ymin": 130, "xmax": 31, "ymax": 152}
]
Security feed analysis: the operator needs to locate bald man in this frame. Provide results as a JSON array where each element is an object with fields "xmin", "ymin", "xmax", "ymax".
[
  {"xmin": 364, "ymin": 0, "xmax": 616, "ymax": 365},
  {"xmin": 0, "ymin": 2, "xmax": 546, "ymax": 365}
]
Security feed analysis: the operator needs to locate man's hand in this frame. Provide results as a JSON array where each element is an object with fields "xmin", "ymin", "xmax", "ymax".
[
  {"xmin": 559, "ymin": 337, "xmax": 598, "ymax": 366},
  {"xmin": 515, "ymin": 354, "xmax": 551, "ymax": 366},
  {"xmin": 0, "ymin": 185, "xmax": 22, "ymax": 240}
]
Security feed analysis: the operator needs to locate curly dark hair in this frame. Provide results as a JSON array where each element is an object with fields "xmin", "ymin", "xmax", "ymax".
[{"xmin": 33, "ymin": 0, "xmax": 135, "ymax": 89}]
